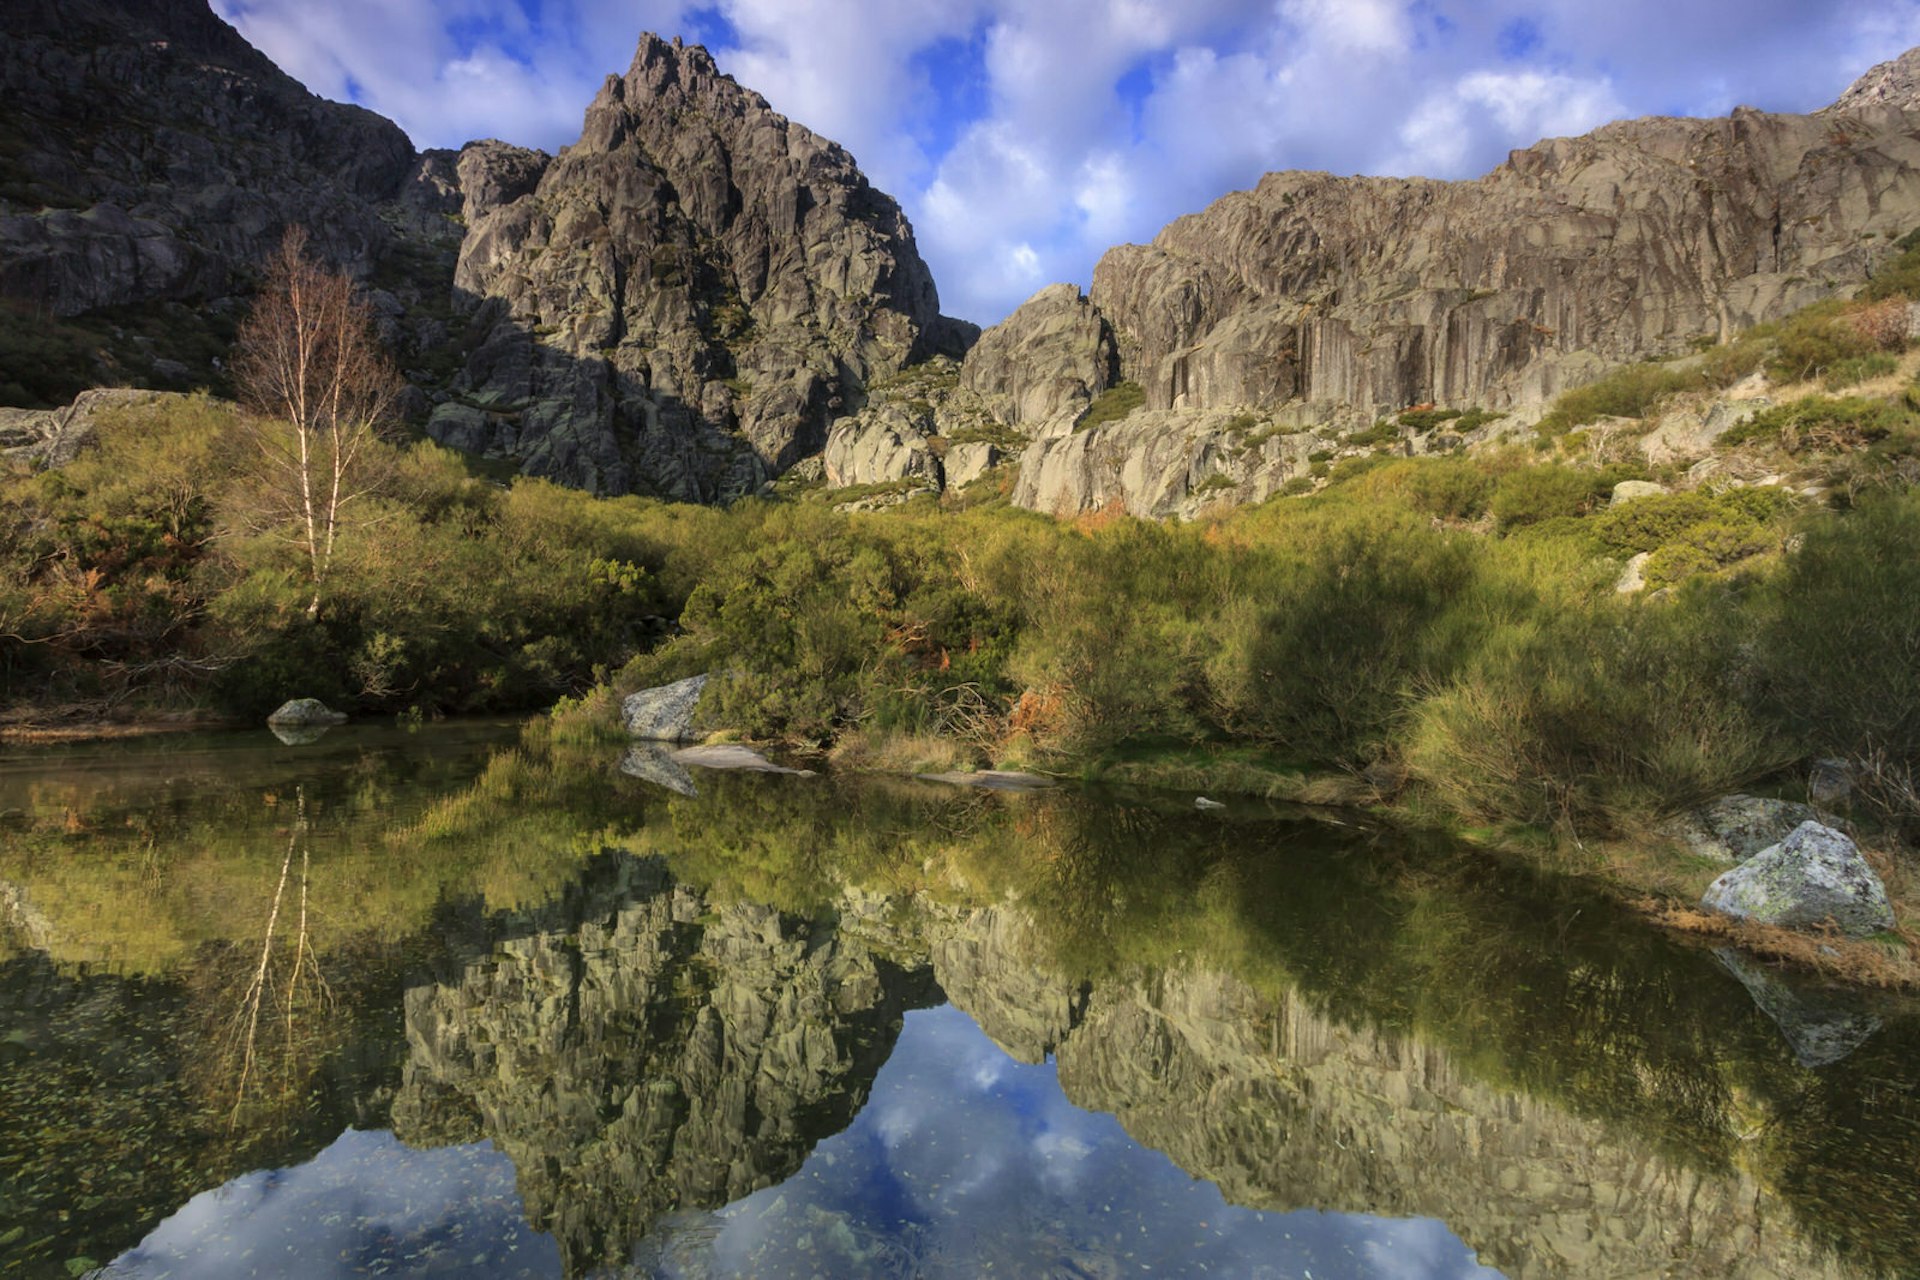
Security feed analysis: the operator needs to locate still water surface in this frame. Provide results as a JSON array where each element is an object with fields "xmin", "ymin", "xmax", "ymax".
[{"xmin": 1, "ymin": 720, "xmax": 1915, "ymax": 1278}]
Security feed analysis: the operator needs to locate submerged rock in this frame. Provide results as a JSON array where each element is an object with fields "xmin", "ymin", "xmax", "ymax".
[
  {"xmin": 916, "ymin": 770, "xmax": 1054, "ymax": 791},
  {"xmin": 621, "ymin": 674, "xmax": 709, "ymax": 741},
  {"xmin": 265, "ymin": 698, "xmax": 348, "ymax": 727},
  {"xmin": 1714, "ymin": 948, "xmax": 1882, "ymax": 1067},
  {"xmin": 1700, "ymin": 821, "xmax": 1895, "ymax": 936},
  {"xmin": 673, "ymin": 744, "xmax": 816, "ymax": 776}
]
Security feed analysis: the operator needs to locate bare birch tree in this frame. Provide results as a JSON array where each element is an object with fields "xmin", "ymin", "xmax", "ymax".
[{"xmin": 232, "ymin": 227, "xmax": 402, "ymax": 615}]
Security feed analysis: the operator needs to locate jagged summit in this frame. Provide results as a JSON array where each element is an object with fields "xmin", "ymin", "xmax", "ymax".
[
  {"xmin": 427, "ymin": 30, "xmax": 970, "ymax": 499},
  {"xmin": 1827, "ymin": 44, "xmax": 1920, "ymax": 114}
]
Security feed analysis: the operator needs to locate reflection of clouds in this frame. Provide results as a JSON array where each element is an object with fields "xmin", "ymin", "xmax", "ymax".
[
  {"xmin": 673, "ymin": 1005, "xmax": 1505, "ymax": 1279},
  {"xmin": 104, "ymin": 1131, "xmax": 560, "ymax": 1280},
  {"xmin": 104, "ymin": 1010, "xmax": 1503, "ymax": 1279}
]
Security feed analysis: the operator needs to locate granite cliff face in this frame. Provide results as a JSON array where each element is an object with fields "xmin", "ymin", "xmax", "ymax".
[
  {"xmin": 428, "ymin": 35, "xmax": 970, "ymax": 499},
  {"xmin": 964, "ymin": 72, "xmax": 1920, "ymax": 516}
]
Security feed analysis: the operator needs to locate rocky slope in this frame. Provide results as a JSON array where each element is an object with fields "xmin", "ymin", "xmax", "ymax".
[
  {"xmin": 428, "ymin": 35, "xmax": 973, "ymax": 500},
  {"xmin": 945, "ymin": 67, "xmax": 1920, "ymax": 517}
]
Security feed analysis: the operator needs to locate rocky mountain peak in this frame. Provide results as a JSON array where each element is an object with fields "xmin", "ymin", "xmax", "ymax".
[
  {"xmin": 1827, "ymin": 44, "xmax": 1920, "ymax": 114},
  {"xmin": 431, "ymin": 30, "xmax": 966, "ymax": 499}
]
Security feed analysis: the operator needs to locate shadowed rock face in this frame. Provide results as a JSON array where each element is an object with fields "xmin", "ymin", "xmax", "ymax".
[
  {"xmin": 391, "ymin": 854, "xmax": 939, "ymax": 1276},
  {"xmin": 433, "ymin": 34, "xmax": 966, "ymax": 499},
  {"xmin": 0, "ymin": 0, "xmax": 417, "ymax": 317}
]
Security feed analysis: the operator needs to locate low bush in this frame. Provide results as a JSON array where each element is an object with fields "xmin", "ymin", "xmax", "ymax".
[{"xmin": 1076, "ymin": 381, "xmax": 1145, "ymax": 431}]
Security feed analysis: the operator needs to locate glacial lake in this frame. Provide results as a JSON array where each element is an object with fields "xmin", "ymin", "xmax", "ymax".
[{"xmin": 1, "ymin": 720, "xmax": 1917, "ymax": 1279}]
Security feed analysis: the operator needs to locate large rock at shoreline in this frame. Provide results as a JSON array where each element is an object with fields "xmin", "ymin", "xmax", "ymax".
[
  {"xmin": 1700, "ymin": 821, "xmax": 1895, "ymax": 936},
  {"xmin": 621, "ymin": 673, "xmax": 710, "ymax": 741},
  {"xmin": 266, "ymin": 698, "xmax": 348, "ymax": 727}
]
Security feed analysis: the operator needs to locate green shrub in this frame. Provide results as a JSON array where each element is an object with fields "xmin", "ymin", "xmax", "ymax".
[
  {"xmin": 1076, "ymin": 381, "xmax": 1145, "ymax": 431},
  {"xmin": 1721, "ymin": 395, "xmax": 1911, "ymax": 453},
  {"xmin": 1823, "ymin": 353, "xmax": 1899, "ymax": 390},
  {"xmin": 1206, "ymin": 509, "xmax": 1478, "ymax": 763},
  {"xmin": 1535, "ymin": 363, "xmax": 1698, "ymax": 435},
  {"xmin": 1407, "ymin": 596, "xmax": 1780, "ymax": 830},
  {"xmin": 1404, "ymin": 459, "xmax": 1494, "ymax": 521},
  {"xmin": 1396, "ymin": 408, "xmax": 1462, "ymax": 432},
  {"xmin": 1756, "ymin": 493, "xmax": 1920, "ymax": 762},
  {"xmin": 1489, "ymin": 465, "xmax": 1605, "ymax": 530}
]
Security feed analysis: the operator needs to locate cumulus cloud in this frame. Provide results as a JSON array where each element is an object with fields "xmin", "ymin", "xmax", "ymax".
[{"xmin": 215, "ymin": 0, "xmax": 1920, "ymax": 324}]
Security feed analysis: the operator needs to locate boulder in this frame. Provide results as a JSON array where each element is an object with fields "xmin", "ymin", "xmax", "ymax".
[
  {"xmin": 1809, "ymin": 758, "xmax": 1853, "ymax": 808},
  {"xmin": 1663, "ymin": 794, "xmax": 1828, "ymax": 863},
  {"xmin": 265, "ymin": 698, "xmax": 348, "ymax": 727},
  {"xmin": 1700, "ymin": 822, "xmax": 1895, "ymax": 936},
  {"xmin": 1615, "ymin": 551, "xmax": 1652, "ymax": 595},
  {"xmin": 942, "ymin": 441, "xmax": 1000, "ymax": 489},
  {"xmin": 622, "ymin": 674, "xmax": 710, "ymax": 741},
  {"xmin": 822, "ymin": 406, "xmax": 940, "ymax": 489},
  {"xmin": 1610, "ymin": 480, "xmax": 1669, "ymax": 505}
]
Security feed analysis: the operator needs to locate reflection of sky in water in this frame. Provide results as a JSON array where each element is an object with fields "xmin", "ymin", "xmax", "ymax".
[{"xmin": 106, "ymin": 1006, "xmax": 1502, "ymax": 1279}]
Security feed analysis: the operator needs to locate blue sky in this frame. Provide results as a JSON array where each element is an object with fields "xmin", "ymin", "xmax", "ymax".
[{"xmin": 212, "ymin": 0, "xmax": 1920, "ymax": 325}]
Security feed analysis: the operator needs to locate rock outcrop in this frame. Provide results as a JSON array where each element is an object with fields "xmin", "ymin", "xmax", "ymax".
[
  {"xmin": 0, "ymin": 387, "xmax": 177, "ymax": 466},
  {"xmin": 1827, "ymin": 46, "xmax": 1920, "ymax": 114},
  {"xmin": 433, "ymin": 34, "xmax": 969, "ymax": 499},
  {"xmin": 962, "ymin": 67, "xmax": 1920, "ymax": 515},
  {"xmin": 958, "ymin": 284, "xmax": 1117, "ymax": 433}
]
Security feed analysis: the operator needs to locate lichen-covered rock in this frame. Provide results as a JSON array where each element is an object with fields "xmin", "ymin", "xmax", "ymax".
[
  {"xmin": 265, "ymin": 698, "xmax": 348, "ymax": 727},
  {"xmin": 958, "ymin": 284, "xmax": 1117, "ymax": 434},
  {"xmin": 621, "ymin": 673, "xmax": 709, "ymax": 741},
  {"xmin": 1663, "ymin": 794, "xmax": 1828, "ymax": 863},
  {"xmin": 1701, "ymin": 822, "xmax": 1895, "ymax": 936}
]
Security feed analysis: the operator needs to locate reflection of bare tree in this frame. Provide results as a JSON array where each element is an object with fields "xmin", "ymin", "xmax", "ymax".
[{"xmin": 215, "ymin": 787, "xmax": 333, "ymax": 1126}]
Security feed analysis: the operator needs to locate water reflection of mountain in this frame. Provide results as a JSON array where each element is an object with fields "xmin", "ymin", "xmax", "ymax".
[
  {"xmin": 391, "ymin": 853, "xmax": 940, "ymax": 1276},
  {"xmin": 6, "ymin": 731, "xmax": 1920, "ymax": 1279},
  {"xmin": 384, "ymin": 843, "xmax": 1896, "ymax": 1280}
]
